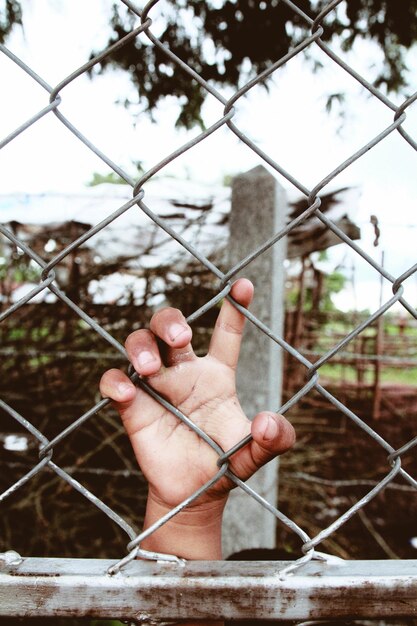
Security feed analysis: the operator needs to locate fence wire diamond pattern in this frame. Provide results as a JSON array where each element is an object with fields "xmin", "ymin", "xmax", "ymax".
[{"xmin": 1, "ymin": 0, "xmax": 416, "ymax": 591}]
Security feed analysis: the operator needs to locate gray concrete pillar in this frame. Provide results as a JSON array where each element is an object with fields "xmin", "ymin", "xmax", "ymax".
[{"xmin": 222, "ymin": 164, "xmax": 288, "ymax": 557}]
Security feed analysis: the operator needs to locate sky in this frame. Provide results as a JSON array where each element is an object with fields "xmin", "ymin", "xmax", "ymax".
[{"xmin": 1, "ymin": 0, "xmax": 417, "ymax": 312}]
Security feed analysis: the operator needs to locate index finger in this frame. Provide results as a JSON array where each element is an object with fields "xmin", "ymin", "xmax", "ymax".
[{"xmin": 208, "ymin": 278, "xmax": 254, "ymax": 369}]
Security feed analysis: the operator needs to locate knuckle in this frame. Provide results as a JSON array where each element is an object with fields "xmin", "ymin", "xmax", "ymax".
[
  {"xmin": 100, "ymin": 368, "xmax": 114, "ymax": 382},
  {"xmin": 216, "ymin": 319, "xmax": 242, "ymax": 335},
  {"xmin": 124, "ymin": 328, "xmax": 152, "ymax": 350},
  {"xmin": 99, "ymin": 368, "xmax": 118, "ymax": 390},
  {"xmin": 167, "ymin": 348, "xmax": 194, "ymax": 365},
  {"xmin": 279, "ymin": 415, "xmax": 296, "ymax": 448},
  {"xmin": 152, "ymin": 307, "xmax": 182, "ymax": 325}
]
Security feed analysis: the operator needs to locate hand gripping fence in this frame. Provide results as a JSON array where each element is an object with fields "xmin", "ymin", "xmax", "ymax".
[{"xmin": 1, "ymin": 0, "xmax": 417, "ymax": 623}]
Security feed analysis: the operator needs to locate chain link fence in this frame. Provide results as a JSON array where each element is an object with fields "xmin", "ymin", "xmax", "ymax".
[{"xmin": 1, "ymin": 0, "xmax": 417, "ymax": 622}]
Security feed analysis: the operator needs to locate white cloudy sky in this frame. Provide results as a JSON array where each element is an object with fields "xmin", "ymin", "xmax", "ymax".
[{"xmin": 1, "ymin": 1, "xmax": 417, "ymax": 311}]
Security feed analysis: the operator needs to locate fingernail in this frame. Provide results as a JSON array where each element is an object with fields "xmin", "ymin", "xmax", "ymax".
[
  {"xmin": 136, "ymin": 350, "xmax": 157, "ymax": 368},
  {"xmin": 117, "ymin": 382, "xmax": 134, "ymax": 396},
  {"xmin": 169, "ymin": 323, "xmax": 189, "ymax": 342},
  {"xmin": 263, "ymin": 414, "xmax": 279, "ymax": 441}
]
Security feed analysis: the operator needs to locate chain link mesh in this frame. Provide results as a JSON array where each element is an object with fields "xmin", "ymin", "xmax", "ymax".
[{"xmin": 1, "ymin": 0, "xmax": 416, "ymax": 588}]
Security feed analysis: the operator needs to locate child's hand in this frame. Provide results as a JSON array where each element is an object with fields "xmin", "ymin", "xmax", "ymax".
[{"xmin": 100, "ymin": 278, "xmax": 295, "ymax": 559}]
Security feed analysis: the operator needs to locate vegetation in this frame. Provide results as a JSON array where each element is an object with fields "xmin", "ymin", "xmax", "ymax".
[
  {"xmin": 87, "ymin": 161, "xmax": 145, "ymax": 187},
  {"xmin": 1, "ymin": 1, "xmax": 417, "ymax": 127},
  {"xmin": 87, "ymin": 172, "xmax": 128, "ymax": 187},
  {"xmin": 286, "ymin": 263, "xmax": 347, "ymax": 313}
]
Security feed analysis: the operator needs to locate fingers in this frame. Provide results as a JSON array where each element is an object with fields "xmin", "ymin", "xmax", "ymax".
[
  {"xmin": 125, "ymin": 329, "xmax": 162, "ymax": 376},
  {"xmin": 150, "ymin": 307, "xmax": 195, "ymax": 366},
  {"xmin": 249, "ymin": 412, "xmax": 296, "ymax": 469},
  {"xmin": 99, "ymin": 368, "xmax": 154, "ymax": 437},
  {"xmin": 99, "ymin": 368, "xmax": 137, "ymax": 407},
  {"xmin": 209, "ymin": 278, "xmax": 254, "ymax": 368},
  {"xmin": 124, "ymin": 308, "xmax": 195, "ymax": 375}
]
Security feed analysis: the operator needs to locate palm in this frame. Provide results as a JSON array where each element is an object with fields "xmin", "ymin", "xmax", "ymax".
[{"xmin": 123, "ymin": 356, "xmax": 251, "ymax": 507}]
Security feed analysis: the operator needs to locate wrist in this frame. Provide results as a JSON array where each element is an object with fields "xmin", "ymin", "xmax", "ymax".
[{"xmin": 142, "ymin": 493, "xmax": 227, "ymax": 560}]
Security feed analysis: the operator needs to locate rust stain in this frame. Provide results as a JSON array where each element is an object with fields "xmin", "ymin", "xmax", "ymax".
[{"xmin": 7, "ymin": 571, "xmax": 61, "ymax": 577}]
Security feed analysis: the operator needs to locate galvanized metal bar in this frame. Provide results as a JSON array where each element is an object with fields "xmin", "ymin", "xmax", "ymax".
[{"xmin": 0, "ymin": 558, "xmax": 417, "ymax": 621}]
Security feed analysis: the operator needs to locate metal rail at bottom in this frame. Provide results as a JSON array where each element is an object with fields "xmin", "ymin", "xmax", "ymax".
[{"xmin": 0, "ymin": 556, "xmax": 416, "ymax": 622}]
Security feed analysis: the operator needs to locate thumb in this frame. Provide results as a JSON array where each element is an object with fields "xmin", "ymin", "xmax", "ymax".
[{"xmin": 249, "ymin": 411, "xmax": 296, "ymax": 469}]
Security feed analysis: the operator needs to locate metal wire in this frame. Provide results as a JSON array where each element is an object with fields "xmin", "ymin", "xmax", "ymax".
[{"xmin": 1, "ymin": 0, "xmax": 416, "ymax": 610}]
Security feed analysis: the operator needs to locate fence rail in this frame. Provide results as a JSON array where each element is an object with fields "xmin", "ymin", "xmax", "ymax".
[
  {"xmin": 1, "ymin": 0, "xmax": 417, "ymax": 622},
  {"xmin": 1, "ymin": 557, "xmax": 417, "ymax": 622}
]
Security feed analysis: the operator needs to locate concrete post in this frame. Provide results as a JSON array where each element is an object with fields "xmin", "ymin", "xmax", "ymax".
[{"xmin": 222, "ymin": 165, "xmax": 288, "ymax": 557}]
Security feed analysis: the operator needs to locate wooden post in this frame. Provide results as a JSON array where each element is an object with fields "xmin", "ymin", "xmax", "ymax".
[{"xmin": 222, "ymin": 165, "xmax": 288, "ymax": 556}]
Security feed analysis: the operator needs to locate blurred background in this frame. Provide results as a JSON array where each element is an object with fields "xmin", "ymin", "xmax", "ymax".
[{"xmin": 1, "ymin": 1, "xmax": 417, "ymax": 624}]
